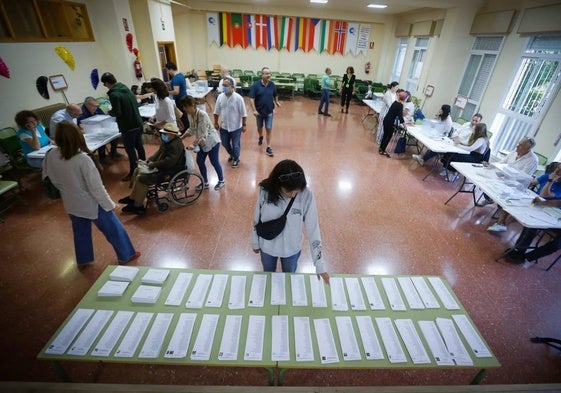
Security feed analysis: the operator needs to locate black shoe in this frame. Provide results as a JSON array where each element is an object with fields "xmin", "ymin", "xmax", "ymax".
[
  {"xmin": 503, "ymin": 248, "xmax": 525, "ymax": 264},
  {"xmin": 258, "ymin": 136, "xmax": 263, "ymax": 146},
  {"xmin": 122, "ymin": 204, "xmax": 146, "ymax": 215},
  {"xmin": 323, "ymin": 113, "xmax": 331, "ymax": 117},
  {"xmin": 118, "ymin": 196, "xmax": 134, "ymax": 204},
  {"xmin": 345, "ymin": 109, "xmax": 349, "ymax": 114},
  {"xmin": 318, "ymin": 111, "xmax": 323, "ymax": 115}
]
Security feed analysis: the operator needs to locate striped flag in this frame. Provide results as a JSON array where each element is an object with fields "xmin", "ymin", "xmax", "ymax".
[
  {"xmin": 246, "ymin": 14, "xmax": 256, "ymax": 48},
  {"xmin": 318, "ymin": 19, "xmax": 330, "ymax": 53},
  {"xmin": 230, "ymin": 13, "xmax": 245, "ymax": 48},
  {"xmin": 220, "ymin": 13, "xmax": 230, "ymax": 47},
  {"xmin": 345, "ymin": 22, "xmax": 359, "ymax": 55},
  {"xmin": 207, "ymin": 12, "xmax": 220, "ymax": 46},
  {"xmin": 279, "ymin": 17, "xmax": 293, "ymax": 50},
  {"xmin": 332, "ymin": 21, "xmax": 347, "ymax": 55},
  {"xmin": 294, "ymin": 17, "xmax": 307, "ymax": 51},
  {"xmin": 310, "ymin": 19, "xmax": 321, "ymax": 52},
  {"xmin": 255, "ymin": 14, "xmax": 268, "ymax": 49},
  {"xmin": 267, "ymin": 16, "xmax": 278, "ymax": 50}
]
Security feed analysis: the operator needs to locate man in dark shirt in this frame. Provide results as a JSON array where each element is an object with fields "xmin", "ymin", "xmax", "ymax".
[{"xmin": 249, "ymin": 67, "xmax": 280, "ymax": 157}]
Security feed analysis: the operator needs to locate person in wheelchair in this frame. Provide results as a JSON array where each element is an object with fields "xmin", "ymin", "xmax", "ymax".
[{"xmin": 119, "ymin": 123, "xmax": 185, "ymax": 215}]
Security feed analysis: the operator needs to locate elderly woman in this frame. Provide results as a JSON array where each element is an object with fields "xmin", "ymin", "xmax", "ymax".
[
  {"xmin": 15, "ymin": 110, "xmax": 51, "ymax": 168},
  {"xmin": 42, "ymin": 120, "xmax": 139, "ymax": 267}
]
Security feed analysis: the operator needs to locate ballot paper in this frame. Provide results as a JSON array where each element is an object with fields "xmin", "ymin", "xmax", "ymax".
[
  {"xmin": 68, "ymin": 310, "xmax": 113, "ymax": 356},
  {"xmin": 228, "ymin": 275, "xmax": 246, "ymax": 309},
  {"xmin": 427, "ymin": 277, "xmax": 460, "ymax": 310},
  {"xmin": 218, "ymin": 315, "xmax": 242, "ymax": 360},
  {"xmin": 114, "ymin": 312, "xmax": 153, "ymax": 358},
  {"xmin": 294, "ymin": 317, "xmax": 314, "ymax": 361},
  {"xmin": 165, "ymin": 272, "xmax": 193, "ymax": 306},
  {"xmin": 375, "ymin": 317, "xmax": 407, "ymax": 363},
  {"xmin": 410, "ymin": 276, "xmax": 440, "ymax": 309},
  {"xmin": 97, "ymin": 281, "xmax": 129, "ymax": 297},
  {"xmin": 355, "ymin": 316, "xmax": 384, "ymax": 360},
  {"xmin": 109, "ymin": 266, "xmax": 139, "ymax": 282},
  {"xmin": 45, "ymin": 308, "xmax": 94, "ymax": 355},
  {"xmin": 141, "ymin": 269, "xmax": 170, "ymax": 285},
  {"xmin": 290, "ymin": 274, "xmax": 308, "ymax": 306},
  {"xmin": 360, "ymin": 276, "xmax": 386, "ymax": 310},
  {"xmin": 91, "ymin": 311, "xmax": 134, "ymax": 357},
  {"xmin": 345, "ymin": 277, "xmax": 366, "ymax": 311},
  {"xmin": 271, "ymin": 273, "xmax": 287, "ymax": 305},
  {"xmin": 139, "ymin": 313, "xmax": 173, "ymax": 358},
  {"xmin": 244, "ymin": 315, "xmax": 265, "ymax": 361},
  {"xmin": 436, "ymin": 317, "xmax": 473, "ymax": 366},
  {"xmin": 248, "ymin": 274, "xmax": 267, "ymax": 307},
  {"xmin": 394, "ymin": 319, "xmax": 430, "ymax": 364},
  {"xmin": 335, "ymin": 316, "xmax": 362, "ymax": 361},
  {"xmin": 381, "ymin": 277, "xmax": 406, "ymax": 311},
  {"xmin": 418, "ymin": 320, "xmax": 454, "ymax": 366},
  {"xmin": 330, "ymin": 277, "xmax": 349, "ymax": 311},
  {"xmin": 309, "ymin": 274, "xmax": 328, "ymax": 307},
  {"xmin": 313, "ymin": 318, "xmax": 340, "ymax": 364},
  {"xmin": 271, "ymin": 315, "xmax": 290, "ymax": 361},
  {"xmin": 185, "ymin": 273, "xmax": 212, "ymax": 309},
  {"xmin": 190, "ymin": 314, "xmax": 219, "ymax": 361},
  {"xmin": 205, "ymin": 274, "xmax": 228, "ymax": 308},
  {"xmin": 452, "ymin": 314, "xmax": 492, "ymax": 358},
  {"xmin": 397, "ymin": 277, "xmax": 425, "ymax": 310},
  {"xmin": 131, "ymin": 285, "xmax": 162, "ymax": 304},
  {"xmin": 164, "ymin": 313, "xmax": 197, "ymax": 358}
]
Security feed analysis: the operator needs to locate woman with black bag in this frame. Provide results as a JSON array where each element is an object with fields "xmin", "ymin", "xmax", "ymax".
[{"xmin": 252, "ymin": 159, "xmax": 330, "ymax": 284}]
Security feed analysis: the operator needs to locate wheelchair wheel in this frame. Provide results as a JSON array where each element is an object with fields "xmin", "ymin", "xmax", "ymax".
[
  {"xmin": 157, "ymin": 202, "xmax": 169, "ymax": 212},
  {"xmin": 168, "ymin": 170, "xmax": 204, "ymax": 206}
]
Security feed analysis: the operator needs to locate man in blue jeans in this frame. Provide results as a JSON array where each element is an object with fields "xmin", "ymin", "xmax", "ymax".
[
  {"xmin": 317, "ymin": 67, "xmax": 334, "ymax": 117},
  {"xmin": 101, "ymin": 72, "xmax": 145, "ymax": 181},
  {"xmin": 214, "ymin": 77, "xmax": 247, "ymax": 168},
  {"xmin": 249, "ymin": 67, "xmax": 281, "ymax": 157}
]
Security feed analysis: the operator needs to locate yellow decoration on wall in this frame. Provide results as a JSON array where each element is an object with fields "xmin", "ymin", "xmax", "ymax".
[{"xmin": 54, "ymin": 46, "xmax": 76, "ymax": 71}]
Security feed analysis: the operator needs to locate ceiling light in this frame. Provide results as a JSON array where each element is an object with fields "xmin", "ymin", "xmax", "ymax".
[
  {"xmin": 368, "ymin": 3, "xmax": 387, "ymax": 8},
  {"xmin": 310, "ymin": 0, "xmax": 328, "ymax": 4}
]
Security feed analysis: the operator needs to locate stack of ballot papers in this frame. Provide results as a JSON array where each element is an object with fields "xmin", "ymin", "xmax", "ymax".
[
  {"xmin": 109, "ymin": 266, "xmax": 140, "ymax": 282},
  {"xmin": 131, "ymin": 285, "xmax": 162, "ymax": 304},
  {"xmin": 142, "ymin": 269, "xmax": 170, "ymax": 285},
  {"xmin": 97, "ymin": 280, "xmax": 129, "ymax": 297}
]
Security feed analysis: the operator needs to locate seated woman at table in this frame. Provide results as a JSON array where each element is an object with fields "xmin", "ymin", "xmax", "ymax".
[
  {"xmin": 440, "ymin": 122, "xmax": 489, "ymax": 174},
  {"xmin": 131, "ymin": 84, "xmax": 154, "ymax": 106},
  {"xmin": 411, "ymin": 104, "xmax": 453, "ymax": 166},
  {"xmin": 488, "ymin": 162, "xmax": 561, "ymax": 232},
  {"xmin": 15, "ymin": 110, "xmax": 51, "ymax": 168},
  {"xmin": 147, "ymin": 78, "xmax": 177, "ymax": 130}
]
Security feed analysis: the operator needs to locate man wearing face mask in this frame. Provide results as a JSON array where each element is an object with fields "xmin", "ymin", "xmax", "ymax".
[
  {"xmin": 117, "ymin": 123, "xmax": 185, "ymax": 215},
  {"xmin": 214, "ymin": 77, "xmax": 247, "ymax": 168}
]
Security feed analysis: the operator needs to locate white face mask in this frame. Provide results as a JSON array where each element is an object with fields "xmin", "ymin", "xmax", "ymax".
[{"xmin": 222, "ymin": 86, "xmax": 230, "ymax": 94}]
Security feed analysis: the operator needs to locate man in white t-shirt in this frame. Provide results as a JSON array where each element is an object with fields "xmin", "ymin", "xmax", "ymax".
[{"xmin": 450, "ymin": 113, "xmax": 483, "ymax": 144}]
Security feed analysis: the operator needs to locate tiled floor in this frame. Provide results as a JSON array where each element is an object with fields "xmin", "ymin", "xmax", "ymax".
[{"xmin": 1, "ymin": 95, "xmax": 560, "ymax": 386}]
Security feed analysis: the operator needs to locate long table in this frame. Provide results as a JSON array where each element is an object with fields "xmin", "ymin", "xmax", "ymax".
[
  {"xmin": 38, "ymin": 266, "xmax": 500, "ymax": 385},
  {"xmin": 361, "ymin": 99, "xmax": 383, "ymax": 132}
]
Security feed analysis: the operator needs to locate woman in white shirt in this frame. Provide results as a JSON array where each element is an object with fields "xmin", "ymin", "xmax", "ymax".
[
  {"xmin": 376, "ymin": 81, "xmax": 399, "ymax": 143},
  {"xmin": 148, "ymin": 78, "xmax": 176, "ymax": 129},
  {"xmin": 442, "ymin": 122, "xmax": 490, "ymax": 172},
  {"xmin": 434, "ymin": 104, "xmax": 453, "ymax": 136}
]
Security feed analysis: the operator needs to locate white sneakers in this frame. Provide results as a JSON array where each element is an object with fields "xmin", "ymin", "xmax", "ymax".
[
  {"xmin": 487, "ymin": 223, "xmax": 507, "ymax": 232},
  {"xmin": 477, "ymin": 199, "xmax": 494, "ymax": 207},
  {"xmin": 412, "ymin": 154, "xmax": 424, "ymax": 166}
]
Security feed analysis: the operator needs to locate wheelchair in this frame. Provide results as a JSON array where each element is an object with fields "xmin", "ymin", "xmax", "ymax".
[{"xmin": 145, "ymin": 149, "xmax": 204, "ymax": 212}]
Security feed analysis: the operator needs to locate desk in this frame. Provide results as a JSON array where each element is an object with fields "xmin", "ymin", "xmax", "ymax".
[
  {"xmin": 361, "ymin": 99, "xmax": 383, "ymax": 132},
  {"xmin": 272, "ymin": 79, "xmax": 296, "ymax": 99},
  {"xmin": 38, "ymin": 267, "xmax": 499, "ymax": 385}
]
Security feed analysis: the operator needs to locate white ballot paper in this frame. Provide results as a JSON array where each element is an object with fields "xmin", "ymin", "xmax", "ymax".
[
  {"xmin": 330, "ymin": 277, "xmax": 349, "ymax": 311},
  {"xmin": 410, "ymin": 276, "xmax": 440, "ymax": 309},
  {"xmin": 131, "ymin": 285, "xmax": 161, "ymax": 304},
  {"xmin": 46, "ymin": 308, "xmax": 94, "ymax": 355},
  {"xmin": 345, "ymin": 277, "xmax": 366, "ymax": 311},
  {"xmin": 186, "ymin": 273, "xmax": 212, "ymax": 309},
  {"xmin": 218, "ymin": 315, "xmax": 242, "ymax": 360},
  {"xmin": 381, "ymin": 277, "xmax": 406, "ymax": 311},
  {"xmin": 164, "ymin": 313, "xmax": 197, "ymax": 358},
  {"xmin": 418, "ymin": 320, "xmax": 454, "ymax": 366},
  {"xmin": 228, "ymin": 275, "xmax": 246, "ymax": 310},
  {"xmin": 271, "ymin": 315, "xmax": 290, "ymax": 361},
  {"xmin": 360, "ymin": 277, "xmax": 386, "ymax": 310},
  {"xmin": 335, "ymin": 316, "xmax": 361, "ymax": 361},
  {"xmin": 114, "ymin": 312, "xmax": 153, "ymax": 358},
  {"xmin": 139, "ymin": 313, "xmax": 173, "ymax": 358},
  {"xmin": 248, "ymin": 274, "xmax": 267, "ymax": 307},
  {"xmin": 436, "ymin": 317, "xmax": 473, "ymax": 366},
  {"xmin": 271, "ymin": 273, "xmax": 286, "ymax": 305},
  {"xmin": 206, "ymin": 274, "xmax": 228, "ymax": 308},
  {"xmin": 190, "ymin": 314, "xmax": 219, "ymax": 361},
  {"xmin": 244, "ymin": 315, "xmax": 266, "ymax": 361},
  {"xmin": 109, "ymin": 266, "xmax": 139, "ymax": 282},
  {"xmin": 141, "ymin": 268, "xmax": 170, "ymax": 285},
  {"xmin": 313, "ymin": 318, "xmax": 340, "ymax": 364},
  {"xmin": 428, "ymin": 277, "xmax": 460, "ymax": 310},
  {"xmin": 294, "ymin": 316, "xmax": 314, "ymax": 361},
  {"xmin": 375, "ymin": 317, "xmax": 407, "ymax": 363},
  {"xmin": 165, "ymin": 272, "xmax": 193, "ymax": 306},
  {"xmin": 92, "ymin": 311, "xmax": 134, "ymax": 357},
  {"xmin": 290, "ymin": 274, "xmax": 308, "ymax": 306},
  {"xmin": 397, "ymin": 277, "xmax": 425, "ymax": 310},
  {"xmin": 355, "ymin": 316, "xmax": 384, "ymax": 360},
  {"xmin": 452, "ymin": 314, "xmax": 492, "ymax": 358},
  {"xmin": 394, "ymin": 319, "xmax": 430, "ymax": 364},
  {"xmin": 97, "ymin": 281, "xmax": 129, "ymax": 297},
  {"xmin": 309, "ymin": 275, "xmax": 327, "ymax": 308},
  {"xmin": 68, "ymin": 309, "xmax": 113, "ymax": 356}
]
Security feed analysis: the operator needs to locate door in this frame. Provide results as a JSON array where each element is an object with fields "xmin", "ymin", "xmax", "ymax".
[{"xmin": 157, "ymin": 41, "xmax": 177, "ymax": 81}]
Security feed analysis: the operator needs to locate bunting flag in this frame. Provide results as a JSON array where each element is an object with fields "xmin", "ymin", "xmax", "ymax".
[
  {"xmin": 255, "ymin": 14, "xmax": 268, "ymax": 49},
  {"xmin": 279, "ymin": 16, "xmax": 293, "ymax": 50},
  {"xmin": 246, "ymin": 14, "xmax": 256, "ymax": 48},
  {"xmin": 220, "ymin": 13, "xmax": 229, "ymax": 46},
  {"xmin": 230, "ymin": 13, "xmax": 245, "ymax": 48},
  {"xmin": 332, "ymin": 21, "xmax": 347, "ymax": 55},
  {"xmin": 345, "ymin": 22, "xmax": 359, "ymax": 56},
  {"xmin": 207, "ymin": 13, "xmax": 220, "ymax": 46},
  {"xmin": 294, "ymin": 17, "xmax": 308, "ymax": 51},
  {"xmin": 310, "ymin": 18, "xmax": 321, "ymax": 52},
  {"xmin": 357, "ymin": 24, "xmax": 371, "ymax": 55},
  {"xmin": 318, "ymin": 19, "xmax": 330, "ymax": 53},
  {"xmin": 267, "ymin": 16, "xmax": 278, "ymax": 50}
]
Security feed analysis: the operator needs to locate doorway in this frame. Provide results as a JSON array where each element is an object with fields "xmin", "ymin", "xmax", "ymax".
[{"xmin": 157, "ymin": 41, "xmax": 177, "ymax": 81}]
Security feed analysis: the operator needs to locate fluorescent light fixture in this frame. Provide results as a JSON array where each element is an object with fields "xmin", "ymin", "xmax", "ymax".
[
  {"xmin": 310, "ymin": 0, "xmax": 328, "ymax": 4},
  {"xmin": 368, "ymin": 3, "xmax": 387, "ymax": 8}
]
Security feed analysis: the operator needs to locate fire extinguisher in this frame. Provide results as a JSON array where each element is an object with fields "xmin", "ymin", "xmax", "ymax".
[
  {"xmin": 364, "ymin": 61, "xmax": 371, "ymax": 74},
  {"xmin": 134, "ymin": 59, "xmax": 143, "ymax": 78}
]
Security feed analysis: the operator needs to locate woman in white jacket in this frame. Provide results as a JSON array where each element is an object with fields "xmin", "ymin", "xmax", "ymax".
[{"xmin": 376, "ymin": 81, "xmax": 399, "ymax": 143}]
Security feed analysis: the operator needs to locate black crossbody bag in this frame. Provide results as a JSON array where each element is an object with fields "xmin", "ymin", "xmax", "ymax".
[{"xmin": 255, "ymin": 197, "xmax": 295, "ymax": 240}]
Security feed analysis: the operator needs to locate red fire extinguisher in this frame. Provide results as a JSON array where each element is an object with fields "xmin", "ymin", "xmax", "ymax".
[
  {"xmin": 364, "ymin": 61, "xmax": 371, "ymax": 74},
  {"xmin": 134, "ymin": 59, "xmax": 143, "ymax": 78}
]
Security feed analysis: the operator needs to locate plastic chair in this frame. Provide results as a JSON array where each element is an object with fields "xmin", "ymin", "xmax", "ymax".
[
  {"xmin": 535, "ymin": 152, "xmax": 548, "ymax": 166},
  {"xmin": 0, "ymin": 178, "xmax": 20, "ymax": 222},
  {"xmin": 455, "ymin": 118, "xmax": 468, "ymax": 125},
  {"xmin": 0, "ymin": 127, "xmax": 41, "ymax": 187}
]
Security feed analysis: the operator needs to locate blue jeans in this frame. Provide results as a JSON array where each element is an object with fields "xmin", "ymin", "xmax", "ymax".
[
  {"xmin": 256, "ymin": 113, "xmax": 273, "ymax": 130},
  {"xmin": 318, "ymin": 89, "xmax": 330, "ymax": 113},
  {"xmin": 69, "ymin": 206, "xmax": 136, "ymax": 265},
  {"xmin": 196, "ymin": 143, "xmax": 224, "ymax": 184},
  {"xmin": 219, "ymin": 127, "xmax": 242, "ymax": 161},
  {"xmin": 121, "ymin": 127, "xmax": 146, "ymax": 176},
  {"xmin": 260, "ymin": 250, "xmax": 301, "ymax": 273},
  {"xmin": 422, "ymin": 150, "xmax": 438, "ymax": 161}
]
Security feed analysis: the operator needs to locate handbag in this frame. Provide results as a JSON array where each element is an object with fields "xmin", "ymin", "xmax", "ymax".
[
  {"xmin": 394, "ymin": 135, "xmax": 406, "ymax": 154},
  {"xmin": 255, "ymin": 197, "xmax": 295, "ymax": 240},
  {"xmin": 41, "ymin": 149, "xmax": 60, "ymax": 199}
]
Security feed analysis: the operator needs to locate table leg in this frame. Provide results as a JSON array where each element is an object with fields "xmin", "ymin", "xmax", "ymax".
[
  {"xmin": 278, "ymin": 368, "xmax": 287, "ymax": 386},
  {"xmin": 470, "ymin": 368, "xmax": 487, "ymax": 384},
  {"xmin": 265, "ymin": 367, "xmax": 275, "ymax": 386},
  {"xmin": 51, "ymin": 361, "xmax": 72, "ymax": 382}
]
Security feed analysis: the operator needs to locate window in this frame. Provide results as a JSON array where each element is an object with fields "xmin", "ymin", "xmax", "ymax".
[
  {"xmin": 404, "ymin": 37, "xmax": 429, "ymax": 94},
  {"xmin": 490, "ymin": 35, "xmax": 561, "ymax": 156},
  {"xmin": 451, "ymin": 36, "xmax": 503, "ymax": 121},
  {"xmin": 390, "ymin": 38, "xmax": 408, "ymax": 83},
  {"xmin": 0, "ymin": 0, "xmax": 94, "ymax": 42}
]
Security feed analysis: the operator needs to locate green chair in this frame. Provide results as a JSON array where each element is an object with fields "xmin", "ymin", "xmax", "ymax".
[
  {"xmin": 456, "ymin": 118, "xmax": 468, "ymax": 125},
  {"xmin": 354, "ymin": 83, "xmax": 370, "ymax": 102},
  {"xmin": 243, "ymin": 70, "xmax": 255, "ymax": 76},
  {"xmin": 0, "ymin": 127, "xmax": 41, "ymax": 188},
  {"xmin": 231, "ymin": 69, "xmax": 243, "ymax": 78},
  {"xmin": 0, "ymin": 177, "xmax": 21, "ymax": 222},
  {"xmin": 535, "ymin": 152, "xmax": 548, "ymax": 166},
  {"xmin": 271, "ymin": 71, "xmax": 281, "ymax": 78}
]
